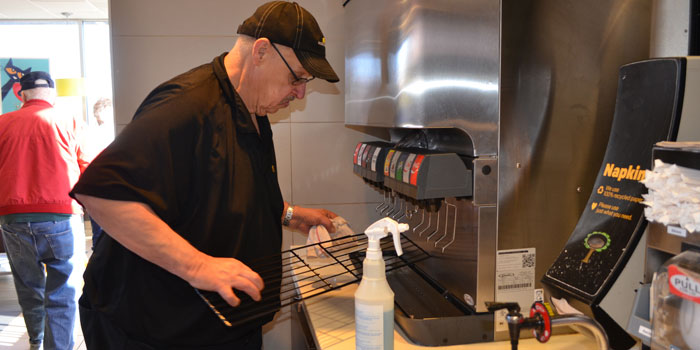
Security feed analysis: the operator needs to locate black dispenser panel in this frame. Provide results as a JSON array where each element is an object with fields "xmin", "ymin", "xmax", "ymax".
[
  {"xmin": 353, "ymin": 143, "xmax": 473, "ymax": 199},
  {"xmin": 352, "ymin": 141, "xmax": 394, "ymax": 184},
  {"xmin": 382, "ymin": 149, "xmax": 473, "ymax": 200}
]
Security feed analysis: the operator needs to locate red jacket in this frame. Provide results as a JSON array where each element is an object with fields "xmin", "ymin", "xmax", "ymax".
[{"xmin": 0, "ymin": 99, "xmax": 90, "ymax": 215}]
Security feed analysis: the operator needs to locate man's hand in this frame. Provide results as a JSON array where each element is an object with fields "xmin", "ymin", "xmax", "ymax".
[
  {"xmin": 287, "ymin": 206, "xmax": 337, "ymax": 233},
  {"xmin": 186, "ymin": 255, "xmax": 264, "ymax": 307}
]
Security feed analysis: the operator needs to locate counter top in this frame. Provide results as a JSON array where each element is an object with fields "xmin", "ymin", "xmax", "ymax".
[{"xmin": 301, "ymin": 283, "xmax": 602, "ymax": 350}]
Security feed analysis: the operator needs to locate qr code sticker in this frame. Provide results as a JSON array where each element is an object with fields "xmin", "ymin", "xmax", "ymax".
[{"xmin": 522, "ymin": 253, "xmax": 535, "ymax": 268}]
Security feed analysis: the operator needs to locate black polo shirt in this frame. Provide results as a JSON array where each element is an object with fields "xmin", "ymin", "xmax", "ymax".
[{"xmin": 71, "ymin": 53, "xmax": 284, "ymax": 347}]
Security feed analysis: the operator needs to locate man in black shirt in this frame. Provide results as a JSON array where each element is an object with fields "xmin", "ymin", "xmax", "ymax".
[{"xmin": 70, "ymin": 2, "xmax": 340, "ymax": 349}]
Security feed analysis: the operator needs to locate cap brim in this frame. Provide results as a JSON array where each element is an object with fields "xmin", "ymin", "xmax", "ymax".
[{"xmin": 296, "ymin": 51, "xmax": 339, "ymax": 83}]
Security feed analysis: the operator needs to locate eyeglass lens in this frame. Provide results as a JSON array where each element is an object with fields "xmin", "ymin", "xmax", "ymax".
[{"xmin": 270, "ymin": 42, "xmax": 314, "ymax": 85}]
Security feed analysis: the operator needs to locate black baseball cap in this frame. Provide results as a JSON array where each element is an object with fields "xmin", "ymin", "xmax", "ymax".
[
  {"xmin": 237, "ymin": 1, "xmax": 339, "ymax": 83},
  {"xmin": 19, "ymin": 71, "xmax": 54, "ymax": 92}
]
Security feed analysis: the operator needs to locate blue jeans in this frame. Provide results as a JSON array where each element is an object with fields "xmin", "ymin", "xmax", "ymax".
[{"xmin": 1, "ymin": 215, "xmax": 86, "ymax": 350}]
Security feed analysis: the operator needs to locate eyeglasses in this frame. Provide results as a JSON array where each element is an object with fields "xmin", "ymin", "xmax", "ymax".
[{"xmin": 270, "ymin": 42, "xmax": 315, "ymax": 86}]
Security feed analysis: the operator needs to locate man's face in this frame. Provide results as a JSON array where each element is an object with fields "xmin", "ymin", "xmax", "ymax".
[{"xmin": 255, "ymin": 43, "xmax": 311, "ymax": 115}]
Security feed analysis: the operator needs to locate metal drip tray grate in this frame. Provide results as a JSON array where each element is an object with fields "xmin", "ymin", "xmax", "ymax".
[{"xmin": 196, "ymin": 232, "xmax": 430, "ymax": 328}]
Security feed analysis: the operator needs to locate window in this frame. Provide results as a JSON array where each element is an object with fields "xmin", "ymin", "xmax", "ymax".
[{"xmin": 0, "ymin": 20, "xmax": 113, "ymax": 132}]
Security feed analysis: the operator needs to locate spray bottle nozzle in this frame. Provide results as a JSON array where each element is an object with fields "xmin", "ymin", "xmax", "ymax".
[{"xmin": 364, "ymin": 218, "xmax": 409, "ymax": 260}]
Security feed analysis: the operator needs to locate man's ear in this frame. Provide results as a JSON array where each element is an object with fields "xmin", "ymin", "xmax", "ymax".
[{"xmin": 252, "ymin": 38, "xmax": 270, "ymax": 66}]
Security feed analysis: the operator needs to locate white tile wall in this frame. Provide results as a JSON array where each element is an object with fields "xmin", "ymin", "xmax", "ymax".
[
  {"xmin": 110, "ymin": 1, "xmax": 384, "ymax": 347},
  {"xmin": 110, "ymin": 0, "xmax": 260, "ymax": 36},
  {"xmin": 111, "ymin": 36, "xmax": 234, "ymax": 127},
  {"xmin": 290, "ymin": 122, "xmax": 384, "ymax": 205}
]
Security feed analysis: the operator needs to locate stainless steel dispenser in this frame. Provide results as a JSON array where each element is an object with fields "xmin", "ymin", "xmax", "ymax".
[{"xmin": 345, "ymin": 0, "xmax": 652, "ymax": 344}]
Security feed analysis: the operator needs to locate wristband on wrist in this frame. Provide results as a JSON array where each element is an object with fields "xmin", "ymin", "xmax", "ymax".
[{"xmin": 282, "ymin": 205, "xmax": 294, "ymax": 226}]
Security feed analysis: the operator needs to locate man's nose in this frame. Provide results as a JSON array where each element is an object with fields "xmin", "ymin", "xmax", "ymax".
[{"xmin": 293, "ymin": 83, "xmax": 306, "ymax": 99}]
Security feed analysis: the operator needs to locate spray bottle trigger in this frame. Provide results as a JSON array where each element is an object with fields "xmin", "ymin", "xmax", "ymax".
[
  {"xmin": 392, "ymin": 223, "xmax": 409, "ymax": 256},
  {"xmin": 363, "ymin": 218, "xmax": 409, "ymax": 257}
]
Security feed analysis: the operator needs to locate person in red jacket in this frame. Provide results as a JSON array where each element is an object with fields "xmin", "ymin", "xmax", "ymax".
[{"xmin": 0, "ymin": 71, "xmax": 89, "ymax": 350}]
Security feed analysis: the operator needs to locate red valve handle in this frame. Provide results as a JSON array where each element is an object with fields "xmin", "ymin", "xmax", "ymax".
[{"xmin": 529, "ymin": 301, "xmax": 552, "ymax": 343}]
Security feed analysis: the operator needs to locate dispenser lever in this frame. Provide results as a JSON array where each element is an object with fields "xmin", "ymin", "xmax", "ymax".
[
  {"xmin": 382, "ymin": 193, "xmax": 396, "ymax": 215},
  {"xmin": 426, "ymin": 200, "xmax": 443, "ymax": 242},
  {"xmin": 376, "ymin": 191, "xmax": 389, "ymax": 212},
  {"xmin": 418, "ymin": 211, "xmax": 432, "ymax": 236},
  {"xmin": 435, "ymin": 201, "xmax": 458, "ymax": 252},
  {"xmin": 441, "ymin": 201, "xmax": 458, "ymax": 253},
  {"xmin": 412, "ymin": 208, "xmax": 425, "ymax": 233},
  {"xmin": 393, "ymin": 199, "xmax": 405, "ymax": 220}
]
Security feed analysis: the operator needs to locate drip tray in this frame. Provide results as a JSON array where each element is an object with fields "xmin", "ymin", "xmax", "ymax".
[{"xmin": 387, "ymin": 265, "xmax": 494, "ymax": 346}]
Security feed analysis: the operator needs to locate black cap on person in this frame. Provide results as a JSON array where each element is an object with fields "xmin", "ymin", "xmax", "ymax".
[
  {"xmin": 237, "ymin": 1, "xmax": 339, "ymax": 83},
  {"xmin": 19, "ymin": 71, "xmax": 54, "ymax": 92}
]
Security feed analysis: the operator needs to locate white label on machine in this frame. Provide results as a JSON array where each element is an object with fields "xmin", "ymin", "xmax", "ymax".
[
  {"xmin": 403, "ymin": 153, "xmax": 417, "ymax": 183},
  {"xmin": 638, "ymin": 325, "xmax": 651, "ymax": 338},
  {"xmin": 534, "ymin": 288, "xmax": 544, "ymax": 302},
  {"xmin": 667, "ymin": 225, "xmax": 687, "ymax": 238},
  {"xmin": 389, "ymin": 151, "xmax": 401, "ymax": 178},
  {"xmin": 495, "ymin": 248, "xmax": 536, "ymax": 333},
  {"xmin": 355, "ymin": 303, "xmax": 383, "ymax": 349},
  {"xmin": 357, "ymin": 144, "xmax": 367, "ymax": 165},
  {"xmin": 371, "ymin": 147, "xmax": 381, "ymax": 172}
]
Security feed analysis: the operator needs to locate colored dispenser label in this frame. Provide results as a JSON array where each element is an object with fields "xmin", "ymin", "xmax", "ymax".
[
  {"xmin": 389, "ymin": 151, "xmax": 402, "ymax": 178},
  {"xmin": 367, "ymin": 146, "xmax": 376, "ymax": 168},
  {"xmin": 403, "ymin": 153, "xmax": 417, "ymax": 183},
  {"xmin": 410, "ymin": 154, "xmax": 426, "ymax": 185},
  {"xmin": 359, "ymin": 145, "xmax": 368, "ymax": 167},
  {"xmin": 353, "ymin": 143, "xmax": 363, "ymax": 164},
  {"xmin": 357, "ymin": 144, "xmax": 367, "ymax": 166},
  {"xmin": 384, "ymin": 150, "xmax": 396, "ymax": 176},
  {"xmin": 395, "ymin": 152, "xmax": 410, "ymax": 181},
  {"xmin": 362, "ymin": 145, "xmax": 373, "ymax": 168},
  {"xmin": 371, "ymin": 147, "xmax": 382, "ymax": 172}
]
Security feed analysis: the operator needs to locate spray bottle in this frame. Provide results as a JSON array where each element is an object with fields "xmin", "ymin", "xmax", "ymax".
[{"xmin": 355, "ymin": 217, "xmax": 409, "ymax": 350}]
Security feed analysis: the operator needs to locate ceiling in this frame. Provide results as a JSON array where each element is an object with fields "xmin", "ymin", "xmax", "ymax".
[{"xmin": 0, "ymin": 0, "xmax": 108, "ymax": 20}]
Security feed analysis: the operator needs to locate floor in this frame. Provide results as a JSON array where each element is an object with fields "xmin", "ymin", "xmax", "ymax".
[{"xmin": 0, "ymin": 222, "xmax": 91, "ymax": 350}]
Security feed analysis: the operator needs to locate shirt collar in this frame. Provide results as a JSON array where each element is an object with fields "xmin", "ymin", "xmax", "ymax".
[
  {"xmin": 212, "ymin": 52, "xmax": 259, "ymax": 134},
  {"xmin": 21, "ymin": 99, "xmax": 53, "ymax": 109}
]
